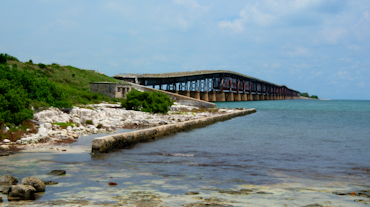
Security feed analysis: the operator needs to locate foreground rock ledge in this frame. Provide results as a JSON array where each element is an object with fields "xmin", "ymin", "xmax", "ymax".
[{"xmin": 92, "ymin": 108, "xmax": 256, "ymax": 154}]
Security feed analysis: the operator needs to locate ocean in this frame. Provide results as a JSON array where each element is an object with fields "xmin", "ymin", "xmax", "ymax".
[{"xmin": 1, "ymin": 99, "xmax": 370, "ymax": 206}]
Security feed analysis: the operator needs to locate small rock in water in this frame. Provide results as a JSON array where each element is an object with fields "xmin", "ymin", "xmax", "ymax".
[
  {"xmin": 256, "ymin": 191, "xmax": 273, "ymax": 194},
  {"xmin": 0, "ymin": 175, "xmax": 18, "ymax": 185},
  {"xmin": 354, "ymin": 199, "xmax": 370, "ymax": 204},
  {"xmin": 109, "ymin": 182, "xmax": 118, "ymax": 186},
  {"xmin": 46, "ymin": 170, "xmax": 66, "ymax": 176},
  {"xmin": 333, "ymin": 191, "xmax": 349, "ymax": 196},
  {"xmin": 302, "ymin": 204, "xmax": 324, "ymax": 207},
  {"xmin": 0, "ymin": 152, "xmax": 10, "ymax": 157},
  {"xmin": 21, "ymin": 177, "xmax": 45, "ymax": 192},
  {"xmin": 43, "ymin": 181, "xmax": 58, "ymax": 185},
  {"xmin": 185, "ymin": 192, "xmax": 199, "ymax": 195}
]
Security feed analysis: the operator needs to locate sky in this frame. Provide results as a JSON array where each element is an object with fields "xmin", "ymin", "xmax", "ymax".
[{"xmin": 1, "ymin": 0, "xmax": 369, "ymax": 100}]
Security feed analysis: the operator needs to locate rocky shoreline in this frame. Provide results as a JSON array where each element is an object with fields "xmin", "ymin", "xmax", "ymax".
[{"xmin": 0, "ymin": 103, "xmax": 237, "ymax": 154}]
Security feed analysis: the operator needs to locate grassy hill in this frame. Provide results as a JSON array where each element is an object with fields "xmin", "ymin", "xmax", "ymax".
[
  {"xmin": 1, "ymin": 54, "xmax": 126, "ymax": 141},
  {"xmin": 7, "ymin": 59, "xmax": 122, "ymax": 106}
]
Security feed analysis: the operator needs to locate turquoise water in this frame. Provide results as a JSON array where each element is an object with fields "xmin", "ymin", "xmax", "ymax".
[{"xmin": 1, "ymin": 99, "xmax": 370, "ymax": 206}]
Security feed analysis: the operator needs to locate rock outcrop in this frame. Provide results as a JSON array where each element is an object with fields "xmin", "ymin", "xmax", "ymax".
[
  {"xmin": 8, "ymin": 185, "xmax": 36, "ymax": 200},
  {"xmin": 21, "ymin": 177, "xmax": 45, "ymax": 192},
  {"xmin": 0, "ymin": 175, "xmax": 18, "ymax": 185}
]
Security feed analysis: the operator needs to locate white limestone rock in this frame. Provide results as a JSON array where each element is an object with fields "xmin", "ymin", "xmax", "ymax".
[{"xmin": 2, "ymin": 139, "xmax": 11, "ymax": 143}]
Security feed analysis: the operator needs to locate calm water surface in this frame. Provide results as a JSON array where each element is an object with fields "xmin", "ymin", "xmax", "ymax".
[{"xmin": 1, "ymin": 99, "xmax": 370, "ymax": 206}]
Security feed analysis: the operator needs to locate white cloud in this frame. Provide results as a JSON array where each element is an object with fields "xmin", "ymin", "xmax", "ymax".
[
  {"xmin": 218, "ymin": 4, "xmax": 275, "ymax": 32},
  {"xmin": 218, "ymin": 15, "xmax": 247, "ymax": 33}
]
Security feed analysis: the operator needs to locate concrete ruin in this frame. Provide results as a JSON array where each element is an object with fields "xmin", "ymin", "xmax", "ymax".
[{"xmin": 90, "ymin": 82, "xmax": 131, "ymax": 99}]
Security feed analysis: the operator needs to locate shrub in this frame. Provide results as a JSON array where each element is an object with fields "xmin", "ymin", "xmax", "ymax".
[
  {"xmin": 0, "ymin": 63, "xmax": 72, "ymax": 125},
  {"xmin": 0, "ymin": 53, "xmax": 19, "ymax": 63},
  {"xmin": 85, "ymin": 120, "xmax": 93, "ymax": 125},
  {"xmin": 0, "ymin": 54, "xmax": 6, "ymax": 64},
  {"xmin": 92, "ymin": 94, "xmax": 98, "ymax": 99},
  {"xmin": 0, "ymin": 79, "xmax": 33, "ymax": 125},
  {"xmin": 72, "ymin": 73, "xmax": 75, "ymax": 78},
  {"xmin": 121, "ymin": 89, "xmax": 174, "ymax": 114},
  {"xmin": 97, "ymin": 123, "xmax": 103, "ymax": 129},
  {"xmin": 310, "ymin": 95, "xmax": 319, "ymax": 99},
  {"xmin": 54, "ymin": 122, "xmax": 75, "ymax": 128},
  {"xmin": 29, "ymin": 59, "xmax": 33, "ymax": 64},
  {"xmin": 300, "ymin": 92, "xmax": 309, "ymax": 97},
  {"xmin": 38, "ymin": 63, "xmax": 46, "ymax": 69}
]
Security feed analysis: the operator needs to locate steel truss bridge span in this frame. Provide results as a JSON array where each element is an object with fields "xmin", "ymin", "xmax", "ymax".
[{"xmin": 114, "ymin": 70, "xmax": 300, "ymax": 102}]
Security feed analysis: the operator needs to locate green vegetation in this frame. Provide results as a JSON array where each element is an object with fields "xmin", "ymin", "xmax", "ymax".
[
  {"xmin": 300, "ymin": 92, "xmax": 319, "ymax": 99},
  {"xmin": 53, "ymin": 122, "xmax": 76, "ymax": 128},
  {"xmin": 0, "ymin": 53, "xmax": 124, "ymax": 139},
  {"xmin": 0, "ymin": 120, "xmax": 38, "ymax": 142},
  {"xmin": 85, "ymin": 120, "xmax": 93, "ymax": 125},
  {"xmin": 0, "ymin": 53, "xmax": 19, "ymax": 64},
  {"xmin": 38, "ymin": 63, "xmax": 46, "ymax": 69},
  {"xmin": 5, "ymin": 54, "xmax": 122, "ymax": 106},
  {"xmin": 121, "ymin": 89, "xmax": 174, "ymax": 114}
]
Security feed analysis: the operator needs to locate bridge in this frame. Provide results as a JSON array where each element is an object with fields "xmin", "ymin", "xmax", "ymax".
[{"xmin": 113, "ymin": 70, "xmax": 300, "ymax": 102}]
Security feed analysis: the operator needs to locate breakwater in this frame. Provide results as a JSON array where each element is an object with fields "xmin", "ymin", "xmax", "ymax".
[{"xmin": 91, "ymin": 108, "xmax": 256, "ymax": 153}]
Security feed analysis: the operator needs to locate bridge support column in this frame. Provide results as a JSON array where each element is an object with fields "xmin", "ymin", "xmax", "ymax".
[
  {"xmin": 208, "ymin": 91, "xmax": 216, "ymax": 102},
  {"xmin": 179, "ymin": 91, "xmax": 191, "ymax": 97},
  {"xmin": 225, "ymin": 92, "xmax": 234, "ymax": 102},
  {"xmin": 265, "ymin": 95, "xmax": 269, "ymax": 100},
  {"xmin": 260, "ymin": 94, "xmax": 265, "ymax": 100},
  {"xmin": 190, "ymin": 91, "xmax": 200, "ymax": 100},
  {"xmin": 216, "ymin": 91, "xmax": 225, "ymax": 102},
  {"xmin": 253, "ymin": 94, "xmax": 259, "ymax": 101},
  {"xmin": 241, "ymin": 93, "xmax": 247, "ymax": 101},
  {"xmin": 247, "ymin": 93, "xmax": 253, "ymax": 101},
  {"xmin": 200, "ymin": 92, "xmax": 209, "ymax": 101},
  {"xmin": 234, "ymin": 93, "xmax": 241, "ymax": 101}
]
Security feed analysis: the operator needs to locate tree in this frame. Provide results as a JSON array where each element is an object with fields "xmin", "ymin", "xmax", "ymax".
[{"xmin": 300, "ymin": 92, "xmax": 309, "ymax": 97}]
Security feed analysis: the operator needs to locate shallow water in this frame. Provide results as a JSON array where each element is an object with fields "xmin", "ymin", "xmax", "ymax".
[{"xmin": 1, "ymin": 99, "xmax": 370, "ymax": 206}]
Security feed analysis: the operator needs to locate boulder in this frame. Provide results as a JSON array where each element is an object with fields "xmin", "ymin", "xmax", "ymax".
[
  {"xmin": 8, "ymin": 185, "xmax": 36, "ymax": 200},
  {"xmin": 2, "ymin": 139, "xmax": 10, "ymax": 143},
  {"xmin": 0, "ymin": 145, "xmax": 9, "ymax": 150},
  {"xmin": 0, "ymin": 175, "xmax": 18, "ymax": 185},
  {"xmin": 21, "ymin": 177, "xmax": 45, "ymax": 192},
  {"xmin": 44, "ymin": 123, "xmax": 52, "ymax": 129}
]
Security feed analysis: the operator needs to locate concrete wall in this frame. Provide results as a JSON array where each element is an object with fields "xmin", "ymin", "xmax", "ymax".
[
  {"xmin": 90, "ymin": 83, "xmax": 131, "ymax": 98},
  {"xmin": 129, "ymin": 82, "xmax": 216, "ymax": 108},
  {"xmin": 92, "ymin": 108, "xmax": 257, "ymax": 154}
]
